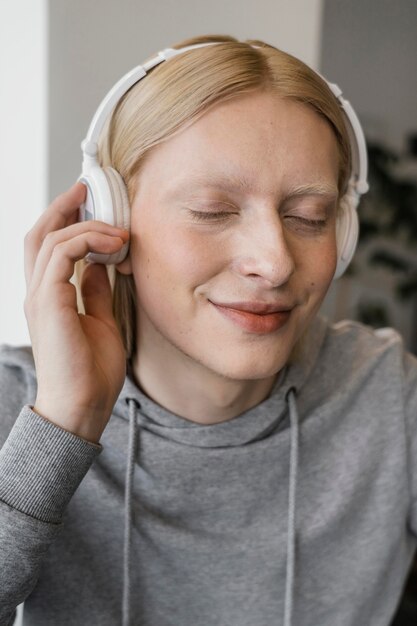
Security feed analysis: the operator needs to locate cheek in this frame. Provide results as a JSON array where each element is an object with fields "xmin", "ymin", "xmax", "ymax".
[
  {"xmin": 307, "ymin": 239, "xmax": 338, "ymax": 292},
  {"xmin": 130, "ymin": 222, "xmax": 224, "ymax": 301}
]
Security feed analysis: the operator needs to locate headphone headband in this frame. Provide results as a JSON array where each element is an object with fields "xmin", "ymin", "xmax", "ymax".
[
  {"xmin": 81, "ymin": 41, "xmax": 368, "ymax": 203},
  {"xmin": 325, "ymin": 80, "xmax": 369, "ymax": 197},
  {"xmin": 81, "ymin": 43, "xmax": 221, "ymax": 160},
  {"xmin": 79, "ymin": 40, "xmax": 369, "ymax": 277}
]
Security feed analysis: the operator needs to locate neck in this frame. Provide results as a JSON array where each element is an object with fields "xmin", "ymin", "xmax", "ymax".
[{"xmin": 130, "ymin": 337, "xmax": 278, "ymax": 426}]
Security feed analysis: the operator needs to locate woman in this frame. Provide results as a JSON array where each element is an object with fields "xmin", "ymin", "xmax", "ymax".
[{"xmin": 0, "ymin": 35, "xmax": 416, "ymax": 626}]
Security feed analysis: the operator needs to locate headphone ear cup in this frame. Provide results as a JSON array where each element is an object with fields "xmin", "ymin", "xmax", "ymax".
[
  {"xmin": 80, "ymin": 166, "xmax": 130, "ymax": 265},
  {"xmin": 334, "ymin": 189, "xmax": 359, "ymax": 279}
]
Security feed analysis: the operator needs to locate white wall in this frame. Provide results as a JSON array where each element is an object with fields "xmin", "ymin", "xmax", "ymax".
[
  {"xmin": 0, "ymin": 0, "xmax": 47, "ymax": 346},
  {"xmin": 1, "ymin": 0, "xmax": 324, "ymax": 346}
]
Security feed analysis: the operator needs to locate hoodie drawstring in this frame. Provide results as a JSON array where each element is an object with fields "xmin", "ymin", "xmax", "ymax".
[
  {"xmin": 284, "ymin": 387, "xmax": 299, "ymax": 626},
  {"xmin": 121, "ymin": 390, "xmax": 299, "ymax": 626},
  {"xmin": 122, "ymin": 399, "xmax": 139, "ymax": 626}
]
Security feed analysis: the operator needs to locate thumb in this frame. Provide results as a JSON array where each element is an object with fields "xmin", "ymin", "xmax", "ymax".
[{"xmin": 81, "ymin": 262, "xmax": 114, "ymax": 322}]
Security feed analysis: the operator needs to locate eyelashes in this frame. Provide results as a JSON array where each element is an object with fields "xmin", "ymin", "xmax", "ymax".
[
  {"xmin": 287, "ymin": 217, "xmax": 328, "ymax": 232},
  {"xmin": 188, "ymin": 210, "xmax": 235, "ymax": 222},
  {"xmin": 187, "ymin": 210, "xmax": 328, "ymax": 232}
]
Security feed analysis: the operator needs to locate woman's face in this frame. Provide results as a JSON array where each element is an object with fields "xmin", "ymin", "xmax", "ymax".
[{"xmin": 117, "ymin": 90, "xmax": 340, "ymax": 381}]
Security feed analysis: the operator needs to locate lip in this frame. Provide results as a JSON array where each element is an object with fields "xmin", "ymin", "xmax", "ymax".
[
  {"xmin": 209, "ymin": 300, "xmax": 293, "ymax": 334},
  {"xmin": 210, "ymin": 300, "xmax": 294, "ymax": 315}
]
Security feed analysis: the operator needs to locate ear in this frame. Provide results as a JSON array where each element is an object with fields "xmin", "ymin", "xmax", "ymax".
[{"xmin": 115, "ymin": 254, "xmax": 133, "ymax": 276}]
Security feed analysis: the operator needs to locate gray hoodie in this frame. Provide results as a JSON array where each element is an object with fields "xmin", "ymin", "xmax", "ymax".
[{"xmin": 0, "ymin": 315, "xmax": 416, "ymax": 626}]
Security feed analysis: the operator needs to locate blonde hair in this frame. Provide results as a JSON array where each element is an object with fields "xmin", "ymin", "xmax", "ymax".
[{"xmin": 76, "ymin": 34, "xmax": 351, "ymax": 360}]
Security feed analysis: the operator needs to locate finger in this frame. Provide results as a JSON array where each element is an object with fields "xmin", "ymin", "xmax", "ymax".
[
  {"xmin": 24, "ymin": 182, "xmax": 87, "ymax": 286},
  {"xmin": 41, "ymin": 181, "xmax": 87, "ymax": 230},
  {"xmin": 28, "ymin": 222, "xmax": 128, "ymax": 294},
  {"xmin": 29, "ymin": 232, "xmax": 126, "ymax": 302},
  {"xmin": 81, "ymin": 262, "xmax": 115, "ymax": 324}
]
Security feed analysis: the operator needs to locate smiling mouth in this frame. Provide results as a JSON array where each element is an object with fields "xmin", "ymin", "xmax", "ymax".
[{"xmin": 209, "ymin": 301, "xmax": 293, "ymax": 334}]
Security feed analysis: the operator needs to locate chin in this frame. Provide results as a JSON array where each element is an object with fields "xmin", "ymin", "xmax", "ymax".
[{"xmin": 201, "ymin": 351, "xmax": 289, "ymax": 382}]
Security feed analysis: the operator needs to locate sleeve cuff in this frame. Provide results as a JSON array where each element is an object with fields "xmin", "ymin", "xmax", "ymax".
[{"xmin": 0, "ymin": 405, "xmax": 102, "ymax": 523}]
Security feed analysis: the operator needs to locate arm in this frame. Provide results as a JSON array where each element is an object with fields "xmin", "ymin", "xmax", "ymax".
[
  {"xmin": 1, "ymin": 181, "xmax": 128, "ymax": 622},
  {"xmin": 0, "ymin": 406, "xmax": 101, "ymax": 624}
]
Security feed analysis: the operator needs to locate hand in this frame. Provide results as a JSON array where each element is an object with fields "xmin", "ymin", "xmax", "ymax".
[{"xmin": 24, "ymin": 181, "xmax": 130, "ymax": 443}]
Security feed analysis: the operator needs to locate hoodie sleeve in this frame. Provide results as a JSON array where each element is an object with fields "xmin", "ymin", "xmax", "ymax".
[
  {"xmin": 0, "ymin": 345, "xmax": 102, "ymax": 624},
  {"xmin": 404, "ymin": 348, "xmax": 417, "ymax": 536}
]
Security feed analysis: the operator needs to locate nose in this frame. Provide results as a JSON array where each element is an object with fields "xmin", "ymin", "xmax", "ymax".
[{"xmin": 231, "ymin": 212, "xmax": 295, "ymax": 287}]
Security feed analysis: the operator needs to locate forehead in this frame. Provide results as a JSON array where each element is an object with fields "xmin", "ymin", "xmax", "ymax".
[{"xmin": 137, "ymin": 91, "xmax": 339, "ymax": 198}]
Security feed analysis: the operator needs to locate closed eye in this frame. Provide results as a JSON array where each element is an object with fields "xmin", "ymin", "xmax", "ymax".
[
  {"xmin": 187, "ymin": 210, "xmax": 235, "ymax": 222},
  {"xmin": 284, "ymin": 215, "xmax": 328, "ymax": 232}
]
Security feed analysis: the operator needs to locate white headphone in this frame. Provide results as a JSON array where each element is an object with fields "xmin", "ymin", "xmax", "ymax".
[{"xmin": 79, "ymin": 42, "xmax": 369, "ymax": 278}]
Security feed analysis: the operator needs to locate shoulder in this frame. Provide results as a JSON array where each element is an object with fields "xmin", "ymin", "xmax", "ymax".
[
  {"xmin": 0, "ymin": 343, "xmax": 36, "ymax": 389},
  {"xmin": 0, "ymin": 344, "xmax": 37, "ymax": 446},
  {"xmin": 293, "ymin": 318, "xmax": 417, "ymax": 431},
  {"xmin": 325, "ymin": 318, "xmax": 406, "ymax": 357},
  {"xmin": 319, "ymin": 318, "xmax": 417, "ymax": 396}
]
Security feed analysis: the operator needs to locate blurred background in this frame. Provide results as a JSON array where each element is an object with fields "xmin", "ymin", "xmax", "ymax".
[
  {"xmin": 320, "ymin": 0, "xmax": 417, "ymax": 360},
  {"xmin": 0, "ymin": 1, "xmax": 416, "ymax": 624}
]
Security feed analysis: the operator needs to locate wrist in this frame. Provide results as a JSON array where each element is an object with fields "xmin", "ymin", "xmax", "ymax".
[{"xmin": 32, "ymin": 402, "xmax": 106, "ymax": 444}]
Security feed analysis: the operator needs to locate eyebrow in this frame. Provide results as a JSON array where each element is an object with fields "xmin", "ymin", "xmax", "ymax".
[
  {"xmin": 166, "ymin": 172, "xmax": 338, "ymax": 199},
  {"xmin": 285, "ymin": 182, "xmax": 339, "ymax": 198}
]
